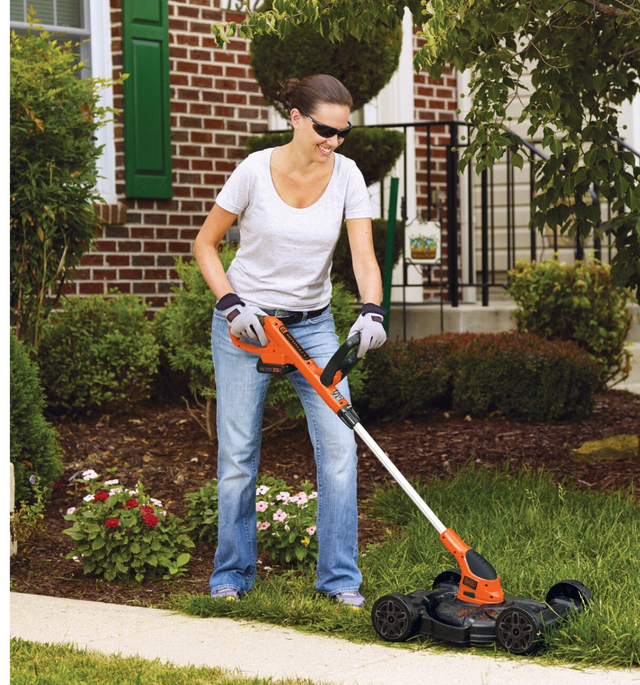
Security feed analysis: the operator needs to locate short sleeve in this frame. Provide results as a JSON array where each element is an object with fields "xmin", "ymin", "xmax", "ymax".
[
  {"xmin": 215, "ymin": 157, "xmax": 252, "ymax": 215},
  {"xmin": 344, "ymin": 163, "xmax": 372, "ymax": 220}
]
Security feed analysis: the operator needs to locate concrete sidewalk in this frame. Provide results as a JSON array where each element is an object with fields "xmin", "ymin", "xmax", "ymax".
[{"xmin": 10, "ymin": 592, "xmax": 639, "ymax": 685}]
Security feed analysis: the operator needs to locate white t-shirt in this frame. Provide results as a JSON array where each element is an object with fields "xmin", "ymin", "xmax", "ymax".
[{"xmin": 215, "ymin": 147, "xmax": 371, "ymax": 311}]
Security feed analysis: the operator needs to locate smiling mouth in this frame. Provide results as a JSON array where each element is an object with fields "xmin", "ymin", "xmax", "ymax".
[{"xmin": 318, "ymin": 144, "xmax": 333, "ymax": 155}]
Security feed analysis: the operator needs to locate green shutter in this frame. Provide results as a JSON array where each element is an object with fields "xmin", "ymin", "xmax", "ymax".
[{"xmin": 122, "ymin": 0, "xmax": 172, "ymax": 199}]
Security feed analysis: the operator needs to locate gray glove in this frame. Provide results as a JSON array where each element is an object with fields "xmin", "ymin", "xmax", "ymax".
[
  {"xmin": 216, "ymin": 293, "xmax": 268, "ymax": 346},
  {"xmin": 348, "ymin": 303, "xmax": 387, "ymax": 357}
]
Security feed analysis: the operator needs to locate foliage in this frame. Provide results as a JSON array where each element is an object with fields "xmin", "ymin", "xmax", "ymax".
[
  {"xmin": 250, "ymin": 0, "xmax": 402, "ymax": 119},
  {"xmin": 255, "ymin": 476, "xmax": 319, "ymax": 570},
  {"xmin": 11, "ymin": 475, "xmax": 47, "ymax": 546},
  {"xmin": 360, "ymin": 332, "xmax": 601, "ymax": 421},
  {"xmin": 38, "ymin": 293, "xmax": 160, "ymax": 415},
  {"xmin": 211, "ymin": 1, "xmax": 640, "ymax": 293},
  {"xmin": 10, "ymin": 331, "xmax": 63, "ymax": 505},
  {"xmin": 332, "ymin": 219, "xmax": 405, "ymax": 295},
  {"xmin": 10, "ymin": 14, "xmax": 123, "ymax": 348},
  {"xmin": 63, "ymin": 471, "xmax": 194, "ymax": 583},
  {"xmin": 451, "ymin": 333, "xmax": 601, "ymax": 421},
  {"xmin": 246, "ymin": 128, "xmax": 406, "ymax": 187},
  {"xmin": 184, "ymin": 481, "xmax": 219, "ymax": 547},
  {"xmin": 507, "ymin": 259, "xmax": 633, "ymax": 386}
]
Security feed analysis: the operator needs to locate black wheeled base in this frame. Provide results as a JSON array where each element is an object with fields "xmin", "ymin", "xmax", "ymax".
[{"xmin": 371, "ymin": 573, "xmax": 591, "ymax": 655}]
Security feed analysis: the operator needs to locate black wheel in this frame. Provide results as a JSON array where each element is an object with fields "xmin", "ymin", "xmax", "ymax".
[
  {"xmin": 495, "ymin": 606, "xmax": 543, "ymax": 655},
  {"xmin": 432, "ymin": 568, "xmax": 462, "ymax": 590},
  {"xmin": 546, "ymin": 580, "xmax": 592, "ymax": 610},
  {"xmin": 371, "ymin": 593, "xmax": 420, "ymax": 642}
]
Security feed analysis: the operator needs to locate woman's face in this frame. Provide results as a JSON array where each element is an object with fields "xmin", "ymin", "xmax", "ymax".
[{"xmin": 292, "ymin": 103, "xmax": 351, "ymax": 163}]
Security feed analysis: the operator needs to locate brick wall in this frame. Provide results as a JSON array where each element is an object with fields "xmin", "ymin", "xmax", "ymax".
[{"xmin": 68, "ymin": 5, "xmax": 458, "ymax": 308}]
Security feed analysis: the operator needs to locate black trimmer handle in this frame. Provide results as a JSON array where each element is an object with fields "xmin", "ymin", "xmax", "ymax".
[{"xmin": 320, "ymin": 333, "xmax": 361, "ymax": 387}]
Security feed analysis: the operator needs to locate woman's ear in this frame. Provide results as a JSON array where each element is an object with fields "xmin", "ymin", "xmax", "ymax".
[{"xmin": 290, "ymin": 108, "xmax": 302, "ymax": 131}]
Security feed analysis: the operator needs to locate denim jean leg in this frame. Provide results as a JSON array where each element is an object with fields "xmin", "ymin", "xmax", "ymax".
[
  {"xmin": 286, "ymin": 313, "xmax": 362, "ymax": 596},
  {"xmin": 209, "ymin": 312, "xmax": 271, "ymax": 595}
]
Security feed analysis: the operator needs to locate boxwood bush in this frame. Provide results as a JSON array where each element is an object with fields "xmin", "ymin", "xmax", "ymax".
[
  {"xmin": 507, "ymin": 259, "xmax": 633, "ymax": 387},
  {"xmin": 38, "ymin": 293, "xmax": 159, "ymax": 415},
  {"xmin": 360, "ymin": 332, "xmax": 601, "ymax": 421},
  {"xmin": 10, "ymin": 331, "xmax": 63, "ymax": 504}
]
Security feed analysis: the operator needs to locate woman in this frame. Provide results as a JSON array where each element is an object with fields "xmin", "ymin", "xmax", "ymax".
[{"xmin": 193, "ymin": 74, "xmax": 386, "ymax": 608}]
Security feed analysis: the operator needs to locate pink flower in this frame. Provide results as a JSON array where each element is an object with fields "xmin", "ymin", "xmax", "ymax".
[
  {"xmin": 66, "ymin": 507, "xmax": 76, "ymax": 515},
  {"xmin": 273, "ymin": 509, "xmax": 288, "ymax": 522},
  {"xmin": 104, "ymin": 479, "xmax": 119, "ymax": 486},
  {"xmin": 290, "ymin": 492, "xmax": 308, "ymax": 506},
  {"xmin": 256, "ymin": 500, "xmax": 269, "ymax": 512},
  {"xmin": 275, "ymin": 492, "xmax": 290, "ymax": 501},
  {"xmin": 308, "ymin": 492, "xmax": 318, "ymax": 499},
  {"xmin": 306, "ymin": 526, "xmax": 316, "ymax": 535},
  {"xmin": 257, "ymin": 521, "xmax": 271, "ymax": 531},
  {"xmin": 256, "ymin": 485, "xmax": 270, "ymax": 495}
]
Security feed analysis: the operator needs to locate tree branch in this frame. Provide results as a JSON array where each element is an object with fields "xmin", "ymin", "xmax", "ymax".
[{"xmin": 574, "ymin": 0, "xmax": 632, "ymax": 18}]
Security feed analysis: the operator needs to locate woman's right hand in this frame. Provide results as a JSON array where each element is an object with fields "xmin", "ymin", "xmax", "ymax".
[{"xmin": 216, "ymin": 293, "xmax": 268, "ymax": 346}]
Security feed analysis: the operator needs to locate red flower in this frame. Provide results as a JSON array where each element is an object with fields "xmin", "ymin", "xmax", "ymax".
[
  {"xmin": 105, "ymin": 517, "xmax": 120, "ymax": 528},
  {"xmin": 94, "ymin": 492, "xmax": 109, "ymax": 503},
  {"xmin": 140, "ymin": 505, "xmax": 154, "ymax": 515},
  {"xmin": 125, "ymin": 499, "xmax": 139, "ymax": 509},
  {"xmin": 142, "ymin": 514, "xmax": 159, "ymax": 528}
]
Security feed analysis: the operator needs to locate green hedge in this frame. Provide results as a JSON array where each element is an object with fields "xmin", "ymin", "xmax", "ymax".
[
  {"xmin": 10, "ymin": 331, "xmax": 63, "ymax": 504},
  {"xmin": 245, "ymin": 128, "xmax": 405, "ymax": 188},
  {"xmin": 507, "ymin": 259, "xmax": 633, "ymax": 386},
  {"xmin": 38, "ymin": 294, "xmax": 160, "ymax": 415},
  {"xmin": 360, "ymin": 332, "xmax": 601, "ymax": 421}
]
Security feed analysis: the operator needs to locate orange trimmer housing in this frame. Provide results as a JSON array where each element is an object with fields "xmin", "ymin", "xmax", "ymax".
[
  {"xmin": 230, "ymin": 315, "xmax": 350, "ymax": 414},
  {"xmin": 231, "ymin": 316, "xmax": 504, "ymax": 606}
]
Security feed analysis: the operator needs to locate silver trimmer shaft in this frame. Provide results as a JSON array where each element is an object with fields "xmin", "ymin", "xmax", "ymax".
[{"xmin": 354, "ymin": 422, "xmax": 447, "ymax": 536}]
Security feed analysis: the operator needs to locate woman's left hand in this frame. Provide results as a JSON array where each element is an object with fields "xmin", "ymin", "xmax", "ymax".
[{"xmin": 348, "ymin": 303, "xmax": 387, "ymax": 357}]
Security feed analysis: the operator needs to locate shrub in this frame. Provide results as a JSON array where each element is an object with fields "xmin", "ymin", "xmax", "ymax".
[
  {"xmin": 452, "ymin": 333, "xmax": 601, "ymax": 421},
  {"xmin": 255, "ymin": 476, "xmax": 318, "ymax": 570},
  {"xmin": 245, "ymin": 128, "xmax": 406, "ymax": 188},
  {"xmin": 332, "ymin": 219, "xmax": 405, "ymax": 296},
  {"xmin": 10, "ymin": 331, "xmax": 63, "ymax": 504},
  {"xmin": 507, "ymin": 259, "xmax": 633, "ymax": 386},
  {"xmin": 154, "ymin": 251, "xmax": 365, "ymax": 430},
  {"xmin": 38, "ymin": 293, "xmax": 159, "ymax": 415},
  {"xmin": 360, "ymin": 332, "xmax": 600, "ymax": 421},
  {"xmin": 63, "ymin": 471, "xmax": 194, "ymax": 582},
  {"xmin": 250, "ymin": 2, "xmax": 402, "ymax": 119},
  {"xmin": 10, "ymin": 15, "xmax": 121, "ymax": 348},
  {"xmin": 154, "ymin": 247, "xmax": 236, "ymax": 437},
  {"xmin": 184, "ymin": 481, "xmax": 219, "ymax": 547},
  {"xmin": 360, "ymin": 334, "xmax": 471, "ymax": 416}
]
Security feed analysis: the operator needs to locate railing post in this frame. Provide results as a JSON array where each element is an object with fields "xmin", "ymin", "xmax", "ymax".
[
  {"xmin": 481, "ymin": 167, "xmax": 489, "ymax": 307},
  {"xmin": 529, "ymin": 149, "xmax": 537, "ymax": 261},
  {"xmin": 447, "ymin": 123, "xmax": 459, "ymax": 307}
]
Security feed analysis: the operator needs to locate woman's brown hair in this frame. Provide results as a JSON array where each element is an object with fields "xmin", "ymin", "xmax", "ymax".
[{"xmin": 281, "ymin": 74, "xmax": 353, "ymax": 115}]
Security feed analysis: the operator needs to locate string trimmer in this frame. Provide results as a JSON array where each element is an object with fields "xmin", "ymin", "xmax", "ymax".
[{"xmin": 230, "ymin": 316, "xmax": 591, "ymax": 654}]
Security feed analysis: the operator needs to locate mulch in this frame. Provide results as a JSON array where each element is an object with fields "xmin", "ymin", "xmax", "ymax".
[{"xmin": 10, "ymin": 390, "xmax": 640, "ymax": 608}]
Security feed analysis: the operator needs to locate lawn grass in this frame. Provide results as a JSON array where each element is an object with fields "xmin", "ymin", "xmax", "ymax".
[
  {"xmin": 10, "ymin": 638, "xmax": 323, "ymax": 685},
  {"xmin": 178, "ymin": 465, "xmax": 639, "ymax": 669}
]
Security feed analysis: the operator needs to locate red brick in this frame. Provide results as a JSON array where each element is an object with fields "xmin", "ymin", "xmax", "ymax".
[
  {"xmin": 210, "ymin": 49, "xmax": 234, "ymax": 63},
  {"xmin": 144, "ymin": 242, "xmax": 168, "ymax": 253},
  {"xmin": 120, "ymin": 269, "xmax": 143, "ymax": 279},
  {"xmin": 177, "ymin": 33, "xmax": 199, "ymax": 46},
  {"xmin": 94, "ymin": 269, "xmax": 118, "ymax": 280},
  {"xmin": 157, "ymin": 228, "xmax": 179, "ymax": 239},
  {"xmin": 97, "ymin": 240, "xmax": 117, "ymax": 251},
  {"xmin": 192, "ymin": 159, "xmax": 214, "ymax": 171},
  {"xmin": 107, "ymin": 255, "xmax": 130, "ymax": 266},
  {"xmin": 144, "ymin": 269, "xmax": 168, "ymax": 280},
  {"xmin": 190, "ymin": 103, "xmax": 211, "ymax": 115},
  {"xmin": 168, "ymin": 242, "xmax": 192, "ymax": 254},
  {"xmin": 81, "ymin": 254, "xmax": 104, "ymax": 266},
  {"xmin": 133, "ymin": 282, "xmax": 157, "ymax": 294},
  {"xmin": 201, "ymin": 63, "xmax": 224, "ymax": 76},
  {"xmin": 177, "ymin": 5, "xmax": 199, "ymax": 18},
  {"xmin": 203, "ymin": 118, "xmax": 225, "ymax": 130},
  {"xmin": 132, "ymin": 255, "xmax": 155, "ymax": 267},
  {"xmin": 175, "ymin": 60, "xmax": 198, "ymax": 74},
  {"xmin": 192, "ymin": 76, "xmax": 213, "ymax": 89},
  {"xmin": 177, "ymin": 88, "xmax": 200, "ymax": 101},
  {"xmin": 215, "ymin": 78, "xmax": 237, "ymax": 91},
  {"xmin": 189, "ymin": 21, "xmax": 210, "ymax": 34},
  {"xmin": 190, "ymin": 49, "xmax": 211, "ymax": 61},
  {"xmin": 170, "ymin": 46, "xmax": 188, "ymax": 59},
  {"xmin": 192, "ymin": 131, "xmax": 213, "ymax": 143},
  {"xmin": 180, "ymin": 228, "xmax": 200, "ymax": 241},
  {"xmin": 79, "ymin": 282, "xmax": 105, "ymax": 294}
]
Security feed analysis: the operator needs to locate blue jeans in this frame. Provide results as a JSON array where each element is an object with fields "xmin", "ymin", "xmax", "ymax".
[{"xmin": 209, "ymin": 306, "xmax": 362, "ymax": 597}]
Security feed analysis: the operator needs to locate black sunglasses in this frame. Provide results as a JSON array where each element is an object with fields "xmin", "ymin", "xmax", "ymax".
[{"xmin": 299, "ymin": 110, "xmax": 352, "ymax": 140}]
